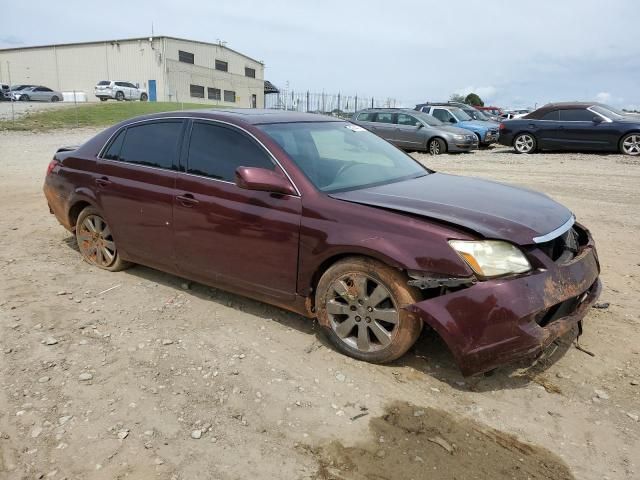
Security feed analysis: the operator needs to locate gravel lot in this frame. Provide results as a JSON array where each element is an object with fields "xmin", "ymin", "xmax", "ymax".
[{"xmin": 1, "ymin": 129, "xmax": 639, "ymax": 480}]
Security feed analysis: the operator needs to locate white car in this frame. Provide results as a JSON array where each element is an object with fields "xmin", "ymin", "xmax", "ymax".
[{"xmin": 95, "ymin": 81, "xmax": 148, "ymax": 102}]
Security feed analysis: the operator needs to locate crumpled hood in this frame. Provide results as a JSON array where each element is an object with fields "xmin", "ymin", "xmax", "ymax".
[{"xmin": 330, "ymin": 173, "xmax": 573, "ymax": 245}]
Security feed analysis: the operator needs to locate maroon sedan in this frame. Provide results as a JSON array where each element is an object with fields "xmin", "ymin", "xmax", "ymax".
[{"xmin": 43, "ymin": 110, "xmax": 601, "ymax": 375}]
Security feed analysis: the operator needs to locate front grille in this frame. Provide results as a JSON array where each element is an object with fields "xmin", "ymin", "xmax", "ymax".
[{"xmin": 537, "ymin": 226, "xmax": 586, "ymax": 263}]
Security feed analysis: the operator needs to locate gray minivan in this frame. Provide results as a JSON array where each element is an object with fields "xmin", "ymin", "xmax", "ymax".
[{"xmin": 351, "ymin": 108, "xmax": 478, "ymax": 154}]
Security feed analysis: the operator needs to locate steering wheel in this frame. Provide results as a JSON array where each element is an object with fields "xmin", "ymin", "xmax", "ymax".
[{"xmin": 331, "ymin": 162, "xmax": 372, "ymax": 187}]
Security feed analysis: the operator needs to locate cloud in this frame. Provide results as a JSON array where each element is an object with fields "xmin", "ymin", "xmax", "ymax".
[
  {"xmin": 0, "ymin": 35, "xmax": 24, "ymax": 47},
  {"xmin": 595, "ymin": 92, "xmax": 611, "ymax": 103}
]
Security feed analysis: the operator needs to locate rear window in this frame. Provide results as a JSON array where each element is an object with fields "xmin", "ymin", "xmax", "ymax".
[
  {"xmin": 116, "ymin": 121, "xmax": 184, "ymax": 170},
  {"xmin": 559, "ymin": 109, "xmax": 595, "ymax": 121},
  {"xmin": 97, "ymin": 81, "xmax": 110, "ymax": 86}
]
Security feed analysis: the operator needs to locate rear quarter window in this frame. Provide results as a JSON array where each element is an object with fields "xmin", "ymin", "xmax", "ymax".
[
  {"xmin": 356, "ymin": 112, "xmax": 375, "ymax": 121},
  {"xmin": 116, "ymin": 121, "xmax": 184, "ymax": 170}
]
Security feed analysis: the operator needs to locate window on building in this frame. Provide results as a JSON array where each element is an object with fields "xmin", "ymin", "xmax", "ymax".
[
  {"xmin": 207, "ymin": 88, "xmax": 221, "ymax": 100},
  {"xmin": 178, "ymin": 50, "xmax": 194, "ymax": 64},
  {"xmin": 215, "ymin": 60, "xmax": 228, "ymax": 72},
  {"xmin": 190, "ymin": 84, "xmax": 205, "ymax": 98},
  {"xmin": 224, "ymin": 90, "xmax": 236, "ymax": 103},
  {"xmin": 117, "ymin": 121, "xmax": 184, "ymax": 170},
  {"xmin": 245, "ymin": 67, "xmax": 256, "ymax": 78},
  {"xmin": 186, "ymin": 121, "xmax": 274, "ymax": 182}
]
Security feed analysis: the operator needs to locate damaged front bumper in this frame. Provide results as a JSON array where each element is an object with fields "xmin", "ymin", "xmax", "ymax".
[{"xmin": 406, "ymin": 231, "xmax": 601, "ymax": 376}]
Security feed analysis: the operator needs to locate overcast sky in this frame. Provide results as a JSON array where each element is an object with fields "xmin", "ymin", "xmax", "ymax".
[{"xmin": 1, "ymin": 0, "xmax": 639, "ymax": 109}]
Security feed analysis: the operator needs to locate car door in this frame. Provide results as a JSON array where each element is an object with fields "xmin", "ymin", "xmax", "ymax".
[
  {"xmin": 370, "ymin": 112, "xmax": 397, "ymax": 143},
  {"xmin": 558, "ymin": 108, "xmax": 611, "ymax": 150},
  {"xmin": 173, "ymin": 120, "xmax": 302, "ymax": 299},
  {"xmin": 31, "ymin": 87, "xmax": 47, "ymax": 101},
  {"xmin": 395, "ymin": 113, "xmax": 425, "ymax": 149},
  {"xmin": 529, "ymin": 110, "xmax": 561, "ymax": 149},
  {"xmin": 95, "ymin": 120, "xmax": 185, "ymax": 271},
  {"xmin": 127, "ymin": 82, "xmax": 139, "ymax": 100}
]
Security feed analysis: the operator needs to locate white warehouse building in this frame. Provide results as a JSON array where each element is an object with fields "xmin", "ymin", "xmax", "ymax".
[{"xmin": 0, "ymin": 36, "xmax": 266, "ymax": 107}]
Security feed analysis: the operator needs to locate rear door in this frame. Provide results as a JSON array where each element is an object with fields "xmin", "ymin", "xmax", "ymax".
[
  {"xmin": 95, "ymin": 120, "xmax": 185, "ymax": 271},
  {"xmin": 395, "ymin": 113, "xmax": 425, "ymax": 149},
  {"xmin": 173, "ymin": 120, "xmax": 302, "ymax": 299}
]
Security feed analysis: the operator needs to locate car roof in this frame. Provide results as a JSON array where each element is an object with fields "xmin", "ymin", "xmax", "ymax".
[{"xmin": 125, "ymin": 109, "xmax": 343, "ymax": 126}]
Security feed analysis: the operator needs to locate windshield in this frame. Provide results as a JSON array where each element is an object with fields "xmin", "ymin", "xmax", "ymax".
[
  {"xmin": 258, "ymin": 122, "xmax": 428, "ymax": 193},
  {"xmin": 463, "ymin": 108, "xmax": 488, "ymax": 120},
  {"xmin": 412, "ymin": 111, "xmax": 443, "ymax": 126},
  {"xmin": 449, "ymin": 107, "xmax": 472, "ymax": 121},
  {"xmin": 591, "ymin": 104, "xmax": 625, "ymax": 120}
]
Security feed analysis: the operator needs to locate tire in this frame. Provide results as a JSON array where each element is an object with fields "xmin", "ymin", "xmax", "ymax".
[
  {"xmin": 115, "ymin": 91, "xmax": 125, "ymax": 101},
  {"xmin": 620, "ymin": 133, "xmax": 640, "ymax": 156},
  {"xmin": 428, "ymin": 137, "xmax": 446, "ymax": 155},
  {"xmin": 513, "ymin": 132, "xmax": 537, "ymax": 154},
  {"xmin": 139, "ymin": 93, "xmax": 148, "ymax": 101},
  {"xmin": 51, "ymin": 96, "xmax": 59, "ymax": 102},
  {"xmin": 99, "ymin": 97, "xmax": 108, "ymax": 102},
  {"xmin": 75, "ymin": 207, "xmax": 131, "ymax": 272},
  {"xmin": 316, "ymin": 257, "xmax": 423, "ymax": 363},
  {"xmin": 19, "ymin": 95, "xmax": 29, "ymax": 101}
]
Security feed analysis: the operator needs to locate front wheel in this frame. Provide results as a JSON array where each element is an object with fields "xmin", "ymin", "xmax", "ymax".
[
  {"xmin": 428, "ymin": 138, "xmax": 446, "ymax": 155},
  {"xmin": 513, "ymin": 133, "xmax": 537, "ymax": 154},
  {"xmin": 620, "ymin": 133, "xmax": 640, "ymax": 156},
  {"xmin": 51, "ymin": 96, "xmax": 59, "ymax": 102},
  {"xmin": 139, "ymin": 93, "xmax": 148, "ymax": 101},
  {"xmin": 76, "ymin": 207, "xmax": 131, "ymax": 272},
  {"xmin": 316, "ymin": 257, "xmax": 423, "ymax": 363},
  {"xmin": 19, "ymin": 95, "xmax": 29, "ymax": 101}
]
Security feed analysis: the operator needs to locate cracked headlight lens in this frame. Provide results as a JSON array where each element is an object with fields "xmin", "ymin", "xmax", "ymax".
[{"xmin": 448, "ymin": 240, "xmax": 531, "ymax": 278}]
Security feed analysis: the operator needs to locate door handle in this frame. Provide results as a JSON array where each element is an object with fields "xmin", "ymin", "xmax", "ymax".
[
  {"xmin": 95, "ymin": 176, "xmax": 111, "ymax": 187},
  {"xmin": 176, "ymin": 193, "xmax": 199, "ymax": 207}
]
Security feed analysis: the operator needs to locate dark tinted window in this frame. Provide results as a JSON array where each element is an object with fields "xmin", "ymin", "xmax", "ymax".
[
  {"xmin": 223, "ymin": 90, "xmax": 236, "ymax": 102},
  {"xmin": 103, "ymin": 130, "xmax": 125, "ymax": 160},
  {"xmin": 245, "ymin": 67, "xmax": 256, "ymax": 78},
  {"xmin": 97, "ymin": 80, "xmax": 110, "ymax": 86},
  {"xmin": 118, "ymin": 121, "xmax": 183, "ymax": 170},
  {"xmin": 397, "ymin": 113, "xmax": 419, "ymax": 126},
  {"xmin": 541, "ymin": 110, "xmax": 559, "ymax": 121},
  {"xmin": 115, "ymin": 82, "xmax": 127, "ymax": 87},
  {"xmin": 357, "ymin": 112, "xmax": 375, "ymax": 121},
  {"xmin": 178, "ymin": 50, "xmax": 194, "ymax": 64},
  {"xmin": 432, "ymin": 108, "xmax": 455, "ymax": 123},
  {"xmin": 559, "ymin": 109, "xmax": 596, "ymax": 121},
  {"xmin": 187, "ymin": 122, "xmax": 274, "ymax": 182},
  {"xmin": 190, "ymin": 84, "xmax": 205, "ymax": 98},
  {"xmin": 215, "ymin": 60, "xmax": 228, "ymax": 72},
  {"xmin": 374, "ymin": 113, "xmax": 394, "ymax": 124},
  {"xmin": 207, "ymin": 87, "xmax": 221, "ymax": 100}
]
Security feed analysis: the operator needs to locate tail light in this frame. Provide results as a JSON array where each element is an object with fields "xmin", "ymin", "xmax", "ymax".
[
  {"xmin": 499, "ymin": 123, "xmax": 506, "ymax": 130},
  {"xmin": 46, "ymin": 159, "xmax": 60, "ymax": 176}
]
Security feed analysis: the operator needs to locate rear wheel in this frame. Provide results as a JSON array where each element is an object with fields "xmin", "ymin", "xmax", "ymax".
[
  {"xmin": 140, "ymin": 93, "xmax": 148, "ymax": 101},
  {"xmin": 99, "ymin": 97, "xmax": 108, "ymax": 102},
  {"xmin": 620, "ymin": 133, "xmax": 640, "ymax": 156},
  {"xmin": 513, "ymin": 133, "xmax": 536, "ymax": 154},
  {"xmin": 316, "ymin": 257, "xmax": 423, "ymax": 363},
  {"xmin": 75, "ymin": 207, "xmax": 131, "ymax": 272},
  {"xmin": 428, "ymin": 138, "xmax": 446, "ymax": 155},
  {"xmin": 115, "ymin": 91, "xmax": 125, "ymax": 101}
]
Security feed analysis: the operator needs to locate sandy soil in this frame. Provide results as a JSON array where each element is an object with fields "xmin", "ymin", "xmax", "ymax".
[{"xmin": 0, "ymin": 130, "xmax": 639, "ymax": 480}]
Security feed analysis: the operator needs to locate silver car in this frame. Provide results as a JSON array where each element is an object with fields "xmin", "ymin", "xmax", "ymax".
[
  {"xmin": 351, "ymin": 108, "xmax": 478, "ymax": 154},
  {"xmin": 13, "ymin": 86, "xmax": 63, "ymax": 102}
]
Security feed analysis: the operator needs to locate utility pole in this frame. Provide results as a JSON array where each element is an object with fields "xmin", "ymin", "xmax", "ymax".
[{"xmin": 7, "ymin": 62, "xmax": 15, "ymax": 123}]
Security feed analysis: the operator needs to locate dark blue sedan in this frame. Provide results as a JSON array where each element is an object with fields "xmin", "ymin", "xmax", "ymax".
[{"xmin": 498, "ymin": 102, "xmax": 640, "ymax": 155}]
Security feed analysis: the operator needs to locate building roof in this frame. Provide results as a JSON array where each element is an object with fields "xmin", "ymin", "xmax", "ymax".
[{"xmin": 0, "ymin": 35, "xmax": 263, "ymax": 65}]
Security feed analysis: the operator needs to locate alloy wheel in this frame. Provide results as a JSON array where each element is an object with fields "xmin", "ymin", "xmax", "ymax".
[
  {"xmin": 622, "ymin": 134, "xmax": 640, "ymax": 155},
  {"xmin": 514, "ymin": 134, "xmax": 535, "ymax": 153},
  {"xmin": 429, "ymin": 139, "xmax": 441, "ymax": 155},
  {"xmin": 77, "ymin": 214, "xmax": 117, "ymax": 268},
  {"xmin": 326, "ymin": 273, "xmax": 399, "ymax": 353}
]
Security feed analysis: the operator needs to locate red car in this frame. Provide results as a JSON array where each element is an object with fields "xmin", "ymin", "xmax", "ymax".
[{"xmin": 43, "ymin": 110, "xmax": 601, "ymax": 375}]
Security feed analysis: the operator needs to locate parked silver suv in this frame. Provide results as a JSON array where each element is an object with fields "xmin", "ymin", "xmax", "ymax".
[
  {"xmin": 95, "ymin": 81, "xmax": 148, "ymax": 101},
  {"xmin": 351, "ymin": 108, "xmax": 478, "ymax": 154}
]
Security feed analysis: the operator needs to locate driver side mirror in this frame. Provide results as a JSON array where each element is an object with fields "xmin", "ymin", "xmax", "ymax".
[
  {"xmin": 235, "ymin": 167, "xmax": 297, "ymax": 196},
  {"xmin": 449, "ymin": 118, "xmax": 457, "ymax": 124},
  {"xmin": 416, "ymin": 123, "xmax": 423, "ymax": 129},
  {"xmin": 592, "ymin": 116, "xmax": 603, "ymax": 124}
]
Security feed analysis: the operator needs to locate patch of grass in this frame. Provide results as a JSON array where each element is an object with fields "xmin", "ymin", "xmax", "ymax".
[{"xmin": 1, "ymin": 102, "xmax": 218, "ymax": 131}]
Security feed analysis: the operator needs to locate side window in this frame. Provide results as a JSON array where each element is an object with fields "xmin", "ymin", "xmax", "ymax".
[
  {"xmin": 115, "ymin": 82, "xmax": 126, "ymax": 87},
  {"xmin": 397, "ymin": 114, "xmax": 419, "ymax": 126},
  {"xmin": 559, "ymin": 109, "xmax": 595, "ymax": 121},
  {"xmin": 432, "ymin": 109, "xmax": 453, "ymax": 123},
  {"xmin": 356, "ymin": 112, "xmax": 374, "ymax": 121},
  {"xmin": 541, "ymin": 110, "xmax": 559, "ymax": 121},
  {"xmin": 374, "ymin": 113, "xmax": 394, "ymax": 124},
  {"xmin": 186, "ymin": 122, "xmax": 274, "ymax": 182},
  {"xmin": 103, "ymin": 129, "xmax": 125, "ymax": 160},
  {"xmin": 118, "ymin": 121, "xmax": 183, "ymax": 170}
]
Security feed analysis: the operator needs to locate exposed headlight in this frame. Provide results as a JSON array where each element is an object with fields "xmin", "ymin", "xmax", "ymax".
[
  {"xmin": 453, "ymin": 134, "xmax": 466, "ymax": 140},
  {"xmin": 448, "ymin": 240, "xmax": 531, "ymax": 278}
]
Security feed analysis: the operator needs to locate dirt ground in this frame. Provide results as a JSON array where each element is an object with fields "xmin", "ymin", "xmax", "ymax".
[{"xmin": 1, "ymin": 129, "xmax": 639, "ymax": 480}]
